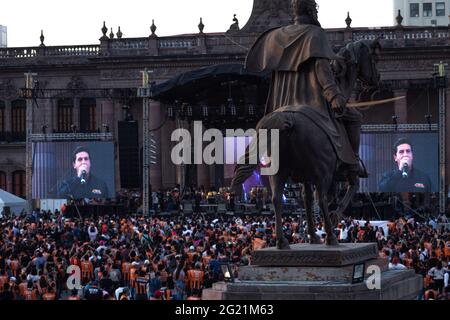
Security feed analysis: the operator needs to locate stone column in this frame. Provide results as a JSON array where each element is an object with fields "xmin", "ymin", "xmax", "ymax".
[
  {"xmin": 73, "ymin": 98, "xmax": 80, "ymax": 130},
  {"xmin": 393, "ymin": 89, "xmax": 408, "ymax": 123},
  {"xmin": 4, "ymin": 100, "xmax": 11, "ymax": 133},
  {"xmin": 43, "ymin": 99, "xmax": 52, "ymax": 133},
  {"xmin": 446, "ymin": 88, "xmax": 450, "ymax": 187},
  {"xmin": 95, "ymin": 99, "xmax": 102, "ymax": 132},
  {"xmin": 32, "ymin": 99, "xmax": 49, "ymax": 133},
  {"xmin": 149, "ymin": 100, "xmax": 162, "ymax": 190},
  {"xmin": 99, "ymin": 99, "xmax": 115, "ymax": 133},
  {"xmin": 6, "ymin": 168, "xmax": 12, "ymax": 193},
  {"xmin": 51, "ymin": 100, "xmax": 57, "ymax": 132}
]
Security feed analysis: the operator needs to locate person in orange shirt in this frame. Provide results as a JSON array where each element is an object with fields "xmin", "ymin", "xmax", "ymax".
[
  {"xmin": 0, "ymin": 270, "xmax": 8, "ymax": 293},
  {"xmin": 129, "ymin": 265, "xmax": 137, "ymax": 290},
  {"xmin": 81, "ymin": 258, "xmax": 94, "ymax": 283},
  {"xmin": 9, "ymin": 255, "xmax": 19, "ymax": 277},
  {"xmin": 186, "ymin": 246, "xmax": 196, "ymax": 264},
  {"xmin": 121, "ymin": 258, "xmax": 131, "ymax": 285},
  {"xmin": 252, "ymin": 237, "xmax": 266, "ymax": 250},
  {"xmin": 18, "ymin": 275, "xmax": 28, "ymax": 299},
  {"xmin": 445, "ymin": 240, "xmax": 450, "ymax": 259},
  {"xmin": 187, "ymin": 262, "xmax": 204, "ymax": 294}
]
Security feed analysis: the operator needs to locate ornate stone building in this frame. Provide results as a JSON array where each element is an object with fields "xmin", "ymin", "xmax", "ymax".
[{"xmin": 0, "ymin": 0, "xmax": 449, "ymax": 200}]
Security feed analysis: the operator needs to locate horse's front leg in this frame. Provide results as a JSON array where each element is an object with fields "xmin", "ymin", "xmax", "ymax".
[
  {"xmin": 317, "ymin": 185, "xmax": 339, "ymax": 246},
  {"xmin": 303, "ymin": 182, "xmax": 321, "ymax": 244},
  {"xmin": 270, "ymin": 175, "xmax": 290, "ymax": 250}
]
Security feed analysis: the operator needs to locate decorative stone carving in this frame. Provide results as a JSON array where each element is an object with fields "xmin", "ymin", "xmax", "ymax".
[
  {"xmin": 66, "ymin": 76, "xmax": 87, "ymax": 90},
  {"xmin": 227, "ymin": 14, "xmax": 240, "ymax": 33},
  {"xmin": 0, "ymin": 79, "xmax": 17, "ymax": 100}
]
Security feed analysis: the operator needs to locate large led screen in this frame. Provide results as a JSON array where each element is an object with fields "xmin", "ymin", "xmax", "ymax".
[
  {"xmin": 359, "ymin": 132, "xmax": 438, "ymax": 193},
  {"xmin": 32, "ymin": 141, "xmax": 115, "ymax": 199}
]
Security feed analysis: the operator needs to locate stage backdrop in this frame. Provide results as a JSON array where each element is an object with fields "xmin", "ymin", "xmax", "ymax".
[
  {"xmin": 359, "ymin": 132, "xmax": 438, "ymax": 193},
  {"xmin": 32, "ymin": 141, "xmax": 115, "ymax": 199}
]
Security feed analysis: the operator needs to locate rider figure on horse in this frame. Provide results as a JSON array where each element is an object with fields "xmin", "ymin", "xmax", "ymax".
[{"xmin": 246, "ymin": 0, "xmax": 368, "ymax": 183}]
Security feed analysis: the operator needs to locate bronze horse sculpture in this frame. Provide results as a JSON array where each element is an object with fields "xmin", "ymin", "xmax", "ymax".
[{"xmin": 231, "ymin": 40, "xmax": 381, "ymax": 249}]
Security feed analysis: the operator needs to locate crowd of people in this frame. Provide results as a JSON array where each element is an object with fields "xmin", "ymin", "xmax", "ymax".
[{"xmin": 0, "ymin": 204, "xmax": 448, "ymax": 300}]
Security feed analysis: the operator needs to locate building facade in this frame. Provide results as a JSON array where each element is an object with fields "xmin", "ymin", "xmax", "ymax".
[
  {"xmin": 0, "ymin": 0, "xmax": 449, "ymax": 201},
  {"xmin": 394, "ymin": 0, "xmax": 449, "ymax": 26}
]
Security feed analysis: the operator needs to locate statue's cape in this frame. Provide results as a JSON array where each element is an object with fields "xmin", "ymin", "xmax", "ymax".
[{"xmin": 246, "ymin": 24, "xmax": 339, "ymax": 72}]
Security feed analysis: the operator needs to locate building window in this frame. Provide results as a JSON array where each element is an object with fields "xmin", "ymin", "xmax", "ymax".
[
  {"xmin": 0, "ymin": 171, "xmax": 6, "ymax": 191},
  {"xmin": 11, "ymin": 100, "xmax": 26, "ymax": 141},
  {"xmin": 423, "ymin": 3, "xmax": 433, "ymax": 17},
  {"xmin": 12, "ymin": 170, "xmax": 25, "ymax": 198},
  {"xmin": 410, "ymin": 3, "xmax": 420, "ymax": 17},
  {"xmin": 80, "ymin": 98, "xmax": 97, "ymax": 132},
  {"xmin": 436, "ymin": 2, "xmax": 445, "ymax": 16},
  {"xmin": 57, "ymin": 99, "xmax": 73, "ymax": 132}
]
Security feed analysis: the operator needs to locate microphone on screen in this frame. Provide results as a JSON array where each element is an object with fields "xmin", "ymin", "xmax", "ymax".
[
  {"xmin": 80, "ymin": 170, "xmax": 87, "ymax": 184},
  {"xmin": 401, "ymin": 163, "xmax": 408, "ymax": 179}
]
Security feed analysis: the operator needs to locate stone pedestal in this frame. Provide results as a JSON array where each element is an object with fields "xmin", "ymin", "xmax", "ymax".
[
  {"xmin": 252, "ymin": 243, "xmax": 378, "ymax": 267},
  {"xmin": 202, "ymin": 243, "xmax": 422, "ymax": 300}
]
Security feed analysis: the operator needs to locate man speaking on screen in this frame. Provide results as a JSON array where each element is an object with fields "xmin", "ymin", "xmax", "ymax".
[
  {"xmin": 57, "ymin": 146, "xmax": 109, "ymax": 199},
  {"xmin": 378, "ymin": 138, "xmax": 432, "ymax": 193}
]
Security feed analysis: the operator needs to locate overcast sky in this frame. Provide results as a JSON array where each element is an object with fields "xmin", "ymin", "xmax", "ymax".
[{"xmin": 1, "ymin": 0, "xmax": 394, "ymax": 47}]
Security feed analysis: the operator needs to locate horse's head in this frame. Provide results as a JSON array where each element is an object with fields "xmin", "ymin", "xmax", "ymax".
[{"xmin": 333, "ymin": 39, "xmax": 381, "ymax": 93}]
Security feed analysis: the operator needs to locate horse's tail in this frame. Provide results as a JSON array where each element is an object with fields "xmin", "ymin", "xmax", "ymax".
[
  {"xmin": 230, "ymin": 139, "xmax": 259, "ymax": 191},
  {"xmin": 230, "ymin": 111, "xmax": 294, "ymax": 191}
]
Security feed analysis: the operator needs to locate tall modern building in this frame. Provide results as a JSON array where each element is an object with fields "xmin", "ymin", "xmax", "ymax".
[
  {"xmin": 394, "ymin": 0, "xmax": 449, "ymax": 26},
  {"xmin": 0, "ymin": 25, "xmax": 6, "ymax": 48}
]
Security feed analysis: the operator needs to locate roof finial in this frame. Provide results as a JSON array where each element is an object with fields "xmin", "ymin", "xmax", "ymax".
[
  {"xmin": 345, "ymin": 11, "xmax": 353, "ymax": 28},
  {"xmin": 198, "ymin": 18, "xmax": 205, "ymax": 34},
  {"xmin": 40, "ymin": 30, "xmax": 45, "ymax": 47},
  {"xmin": 345, "ymin": 12, "xmax": 352, "ymax": 28},
  {"xmin": 101, "ymin": 21, "xmax": 109, "ymax": 40},
  {"xmin": 396, "ymin": 10, "xmax": 403, "ymax": 26},
  {"xmin": 150, "ymin": 19, "xmax": 157, "ymax": 37},
  {"xmin": 116, "ymin": 26, "xmax": 123, "ymax": 39},
  {"xmin": 109, "ymin": 28, "xmax": 115, "ymax": 39}
]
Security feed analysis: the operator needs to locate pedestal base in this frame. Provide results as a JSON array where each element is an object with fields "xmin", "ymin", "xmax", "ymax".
[
  {"xmin": 202, "ymin": 270, "xmax": 422, "ymax": 300},
  {"xmin": 202, "ymin": 243, "xmax": 422, "ymax": 300}
]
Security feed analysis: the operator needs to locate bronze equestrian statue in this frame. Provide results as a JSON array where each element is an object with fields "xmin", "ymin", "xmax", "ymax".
[{"xmin": 231, "ymin": 0, "xmax": 381, "ymax": 249}]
